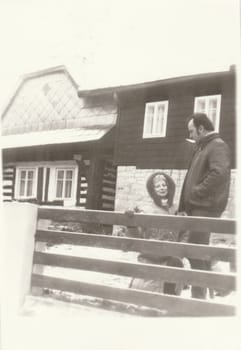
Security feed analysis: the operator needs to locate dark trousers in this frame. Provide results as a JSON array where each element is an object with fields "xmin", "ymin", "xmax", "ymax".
[{"xmin": 186, "ymin": 208, "xmax": 222, "ymax": 299}]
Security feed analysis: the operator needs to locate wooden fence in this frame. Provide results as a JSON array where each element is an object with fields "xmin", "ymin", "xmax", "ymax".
[{"xmin": 31, "ymin": 206, "xmax": 236, "ymax": 317}]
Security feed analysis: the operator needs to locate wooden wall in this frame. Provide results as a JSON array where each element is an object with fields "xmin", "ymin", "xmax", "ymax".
[{"xmin": 114, "ymin": 71, "xmax": 236, "ymax": 169}]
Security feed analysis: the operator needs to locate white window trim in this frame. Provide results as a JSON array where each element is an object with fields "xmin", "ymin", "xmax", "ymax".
[
  {"xmin": 54, "ymin": 166, "xmax": 76, "ymax": 201},
  {"xmin": 194, "ymin": 94, "xmax": 221, "ymax": 131},
  {"xmin": 12, "ymin": 161, "xmax": 79, "ymax": 206},
  {"xmin": 143, "ymin": 100, "xmax": 169, "ymax": 138},
  {"xmin": 15, "ymin": 166, "xmax": 38, "ymax": 199},
  {"xmin": 46, "ymin": 162, "xmax": 78, "ymax": 206}
]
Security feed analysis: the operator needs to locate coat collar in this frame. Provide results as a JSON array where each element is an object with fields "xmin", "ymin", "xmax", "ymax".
[{"xmin": 196, "ymin": 132, "xmax": 220, "ymax": 149}]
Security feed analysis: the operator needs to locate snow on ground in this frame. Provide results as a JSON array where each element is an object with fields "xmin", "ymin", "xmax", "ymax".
[
  {"xmin": 35, "ymin": 242, "xmax": 237, "ymax": 311},
  {"xmin": 42, "ymin": 244, "xmax": 137, "ymax": 287},
  {"xmin": 21, "ymin": 295, "xmax": 130, "ymax": 318}
]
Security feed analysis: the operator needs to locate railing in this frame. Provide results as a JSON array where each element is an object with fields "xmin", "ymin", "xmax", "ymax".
[{"xmin": 31, "ymin": 206, "xmax": 236, "ymax": 317}]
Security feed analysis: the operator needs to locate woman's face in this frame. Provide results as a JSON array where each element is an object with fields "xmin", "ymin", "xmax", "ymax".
[{"xmin": 153, "ymin": 175, "xmax": 168, "ymax": 197}]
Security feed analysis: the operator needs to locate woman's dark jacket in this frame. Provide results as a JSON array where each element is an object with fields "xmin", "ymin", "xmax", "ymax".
[{"xmin": 178, "ymin": 133, "xmax": 231, "ymax": 214}]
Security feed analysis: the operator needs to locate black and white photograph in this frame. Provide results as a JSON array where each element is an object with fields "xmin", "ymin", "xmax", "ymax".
[{"xmin": 1, "ymin": 0, "xmax": 240, "ymax": 349}]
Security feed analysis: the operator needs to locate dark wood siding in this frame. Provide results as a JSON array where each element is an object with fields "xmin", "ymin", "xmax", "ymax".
[
  {"xmin": 114, "ymin": 71, "xmax": 236, "ymax": 169},
  {"xmin": 2, "ymin": 165, "xmax": 16, "ymax": 201},
  {"xmin": 100, "ymin": 159, "xmax": 117, "ymax": 211}
]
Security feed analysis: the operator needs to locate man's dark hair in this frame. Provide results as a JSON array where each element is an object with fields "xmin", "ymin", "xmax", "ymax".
[{"xmin": 187, "ymin": 113, "xmax": 215, "ymax": 131}]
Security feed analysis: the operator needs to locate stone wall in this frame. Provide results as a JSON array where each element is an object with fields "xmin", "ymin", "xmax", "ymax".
[{"xmin": 114, "ymin": 166, "xmax": 236, "ymax": 219}]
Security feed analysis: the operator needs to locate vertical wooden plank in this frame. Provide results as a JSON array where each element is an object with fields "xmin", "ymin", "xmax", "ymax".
[
  {"xmin": 12, "ymin": 166, "xmax": 16, "ymax": 199},
  {"xmin": 101, "ymin": 159, "xmax": 117, "ymax": 211},
  {"xmin": 75, "ymin": 161, "xmax": 82, "ymax": 206},
  {"xmin": 37, "ymin": 167, "xmax": 44, "ymax": 204},
  {"xmin": 75, "ymin": 159, "xmax": 89, "ymax": 208},
  {"xmin": 44, "ymin": 168, "xmax": 50, "ymax": 202},
  {"xmin": 86, "ymin": 156, "xmax": 104, "ymax": 210},
  {"xmin": 2, "ymin": 165, "xmax": 16, "ymax": 201},
  {"xmin": 32, "ymin": 219, "xmax": 50, "ymax": 296}
]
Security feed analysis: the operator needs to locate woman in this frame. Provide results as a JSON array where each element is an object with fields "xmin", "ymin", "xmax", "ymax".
[{"xmin": 126, "ymin": 172, "xmax": 184, "ymax": 295}]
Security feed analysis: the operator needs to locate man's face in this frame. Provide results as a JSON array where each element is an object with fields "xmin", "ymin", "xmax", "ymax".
[{"xmin": 188, "ymin": 119, "xmax": 202, "ymax": 143}]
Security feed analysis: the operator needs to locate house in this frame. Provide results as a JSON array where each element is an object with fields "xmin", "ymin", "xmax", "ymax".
[
  {"xmin": 78, "ymin": 65, "xmax": 236, "ymax": 218},
  {"xmin": 2, "ymin": 65, "xmax": 236, "ymax": 218},
  {"xmin": 1, "ymin": 66, "xmax": 118, "ymax": 210}
]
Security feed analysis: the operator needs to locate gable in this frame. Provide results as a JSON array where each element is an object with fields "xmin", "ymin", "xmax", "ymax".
[{"xmin": 2, "ymin": 69, "xmax": 117, "ymax": 137}]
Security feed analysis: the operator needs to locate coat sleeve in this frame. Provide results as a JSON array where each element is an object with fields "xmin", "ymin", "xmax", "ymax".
[{"xmin": 191, "ymin": 142, "xmax": 231, "ymax": 198}]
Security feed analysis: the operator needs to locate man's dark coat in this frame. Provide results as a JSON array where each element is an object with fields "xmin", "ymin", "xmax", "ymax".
[{"xmin": 179, "ymin": 133, "xmax": 231, "ymax": 215}]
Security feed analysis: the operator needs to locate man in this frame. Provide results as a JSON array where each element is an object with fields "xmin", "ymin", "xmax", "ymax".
[{"xmin": 178, "ymin": 113, "xmax": 231, "ymax": 299}]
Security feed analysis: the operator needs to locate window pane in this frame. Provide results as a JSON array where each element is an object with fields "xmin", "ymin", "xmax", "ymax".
[
  {"xmin": 20, "ymin": 170, "xmax": 26, "ymax": 180},
  {"xmin": 196, "ymin": 99, "xmax": 206, "ymax": 112},
  {"xmin": 208, "ymin": 109, "xmax": 217, "ymax": 127},
  {"xmin": 145, "ymin": 105, "xmax": 155, "ymax": 134},
  {"xmin": 20, "ymin": 179, "xmax": 25, "ymax": 196},
  {"xmin": 66, "ymin": 170, "xmax": 73, "ymax": 180},
  {"xmin": 26, "ymin": 180, "xmax": 33, "ymax": 197},
  {"xmin": 28, "ymin": 170, "xmax": 34, "ymax": 180},
  {"xmin": 155, "ymin": 104, "xmax": 165, "ymax": 134},
  {"xmin": 209, "ymin": 98, "xmax": 217, "ymax": 110},
  {"xmin": 65, "ymin": 180, "xmax": 72, "ymax": 198},
  {"xmin": 56, "ymin": 180, "xmax": 63, "ymax": 198},
  {"xmin": 57, "ymin": 170, "xmax": 64, "ymax": 180}
]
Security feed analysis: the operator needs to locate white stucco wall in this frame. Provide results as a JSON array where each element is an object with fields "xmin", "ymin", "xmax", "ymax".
[{"xmin": 114, "ymin": 166, "xmax": 236, "ymax": 218}]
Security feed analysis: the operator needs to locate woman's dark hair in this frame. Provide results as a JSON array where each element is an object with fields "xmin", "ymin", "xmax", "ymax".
[
  {"xmin": 146, "ymin": 172, "xmax": 176, "ymax": 208},
  {"xmin": 187, "ymin": 113, "xmax": 214, "ymax": 131}
]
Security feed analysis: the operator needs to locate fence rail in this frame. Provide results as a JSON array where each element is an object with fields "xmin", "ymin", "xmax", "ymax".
[
  {"xmin": 38, "ymin": 207, "xmax": 236, "ymax": 234},
  {"xmin": 36, "ymin": 230, "xmax": 235, "ymax": 262},
  {"xmin": 31, "ymin": 275, "xmax": 235, "ymax": 317},
  {"xmin": 31, "ymin": 206, "xmax": 237, "ymax": 317}
]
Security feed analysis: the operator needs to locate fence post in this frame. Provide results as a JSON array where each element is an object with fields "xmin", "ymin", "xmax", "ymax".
[
  {"xmin": 2, "ymin": 202, "xmax": 38, "ymax": 314},
  {"xmin": 31, "ymin": 218, "xmax": 52, "ymax": 296}
]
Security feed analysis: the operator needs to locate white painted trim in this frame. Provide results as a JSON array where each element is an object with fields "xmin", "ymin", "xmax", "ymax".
[
  {"xmin": 143, "ymin": 100, "xmax": 169, "ymax": 138},
  {"xmin": 54, "ymin": 167, "xmax": 76, "ymax": 200},
  {"xmin": 15, "ymin": 166, "xmax": 38, "ymax": 199},
  {"xmin": 47, "ymin": 165, "xmax": 78, "ymax": 206},
  {"xmin": 12, "ymin": 160, "xmax": 79, "ymax": 205},
  {"xmin": 11, "ymin": 160, "xmax": 78, "ymax": 167}
]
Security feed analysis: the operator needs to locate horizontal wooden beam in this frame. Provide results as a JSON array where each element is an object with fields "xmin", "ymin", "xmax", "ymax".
[
  {"xmin": 35, "ymin": 229, "xmax": 236, "ymax": 263},
  {"xmin": 31, "ymin": 274, "xmax": 236, "ymax": 317},
  {"xmin": 33, "ymin": 252, "xmax": 236, "ymax": 291},
  {"xmin": 37, "ymin": 207, "xmax": 236, "ymax": 234}
]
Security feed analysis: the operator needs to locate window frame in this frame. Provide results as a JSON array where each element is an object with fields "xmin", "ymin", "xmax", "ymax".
[
  {"xmin": 54, "ymin": 167, "xmax": 76, "ymax": 201},
  {"xmin": 15, "ymin": 167, "xmax": 38, "ymax": 199},
  {"xmin": 194, "ymin": 94, "xmax": 221, "ymax": 131},
  {"xmin": 142, "ymin": 100, "xmax": 169, "ymax": 138}
]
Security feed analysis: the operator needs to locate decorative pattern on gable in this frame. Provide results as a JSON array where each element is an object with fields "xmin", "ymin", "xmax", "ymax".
[{"xmin": 2, "ymin": 70, "xmax": 117, "ymax": 136}]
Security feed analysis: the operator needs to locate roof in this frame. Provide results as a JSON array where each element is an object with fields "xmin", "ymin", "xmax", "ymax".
[
  {"xmin": 77, "ymin": 66, "xmax": 235, "ymax": 97},
  {"xmin": 1, "ymin": 126, "xmax": 113, "ymax": 149},
  {"xmin": 1, "ymin": 64, "xmax": 235, "ymax": 150}
]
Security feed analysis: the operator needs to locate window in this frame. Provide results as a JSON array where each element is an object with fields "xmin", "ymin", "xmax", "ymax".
[
  {"xmin": 143, "ymin": 101, "xmax": 168, "ymax": 138},
  {"xmin": 16, "ymin": 168, "xmax": 37, "ymax": 198},
  {"xmin": 194, "ymin": 94, "xmax": 221, "ymax": 131},
  {"xmin": 55, "ymin": 168, "xmax": 75, "ymax": 199}
]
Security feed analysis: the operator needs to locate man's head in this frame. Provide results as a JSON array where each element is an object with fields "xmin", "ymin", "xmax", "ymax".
[{"xmin": 187, "ymin": 113, "xmax": 214, "ymax": 143}]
